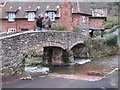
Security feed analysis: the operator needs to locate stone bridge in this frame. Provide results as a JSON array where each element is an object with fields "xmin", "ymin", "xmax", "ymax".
[{"xmin": 0, "ymin": 31, "xmax": 87, "ymax": 72}]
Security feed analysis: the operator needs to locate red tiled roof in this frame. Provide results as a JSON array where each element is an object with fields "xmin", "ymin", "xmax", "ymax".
[{"xmin": 1, "ymin": 2, "xmax": 92, "ymax": 19}]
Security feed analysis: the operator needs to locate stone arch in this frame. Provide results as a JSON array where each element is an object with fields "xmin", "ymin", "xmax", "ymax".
[
  {"xmin": 40, "ymin": 42, "xmax": 66, "ymax": 50},
  {"xmin": 71, "ymin": 42, "xmax": 87, "ymax": 58},
  {"xmin": 69, "ymin": 41, "xmax": 85, "ymax": 50},
  {"xmin": 22, "ymin": 42, "xmax": 66, "ymax": 58}
]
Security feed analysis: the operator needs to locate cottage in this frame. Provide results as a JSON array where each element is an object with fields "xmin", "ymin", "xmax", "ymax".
[{"xmin": 0, "ymin": 1, "xmax": 107, "ymax": 32}]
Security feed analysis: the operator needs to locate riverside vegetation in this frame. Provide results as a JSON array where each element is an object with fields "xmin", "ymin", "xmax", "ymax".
[{"xmin": 73, "ymin": 33, "xmax": 119, "ymax": 59}]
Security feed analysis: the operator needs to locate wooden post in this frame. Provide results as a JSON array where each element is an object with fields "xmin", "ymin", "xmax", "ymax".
[{"xmin": 101, "ymin": 30, "xmax": 104, "ymax": 37}]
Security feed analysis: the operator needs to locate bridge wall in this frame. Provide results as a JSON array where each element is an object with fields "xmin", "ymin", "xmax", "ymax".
[{"xmin": 0, "ymin": 31, "xmax": 86, "ymax": 73}]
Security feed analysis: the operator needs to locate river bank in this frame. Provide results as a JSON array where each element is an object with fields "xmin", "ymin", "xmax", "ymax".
[
  {"xmin": 3, "ymin": 56, "xmax": 119, "ymax": 87},
  {"xmin": 73, "ymin": 33, "xmax": 119, "ymax": 58},
  {"xmin": 2, "ymin": 70, "xmax": 119, "ymax": 88}
]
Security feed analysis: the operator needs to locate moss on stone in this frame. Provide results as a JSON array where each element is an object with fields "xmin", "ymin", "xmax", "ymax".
[{"xmin": 25, "ymin": 61, "xmax": 41, "ymax": 66}]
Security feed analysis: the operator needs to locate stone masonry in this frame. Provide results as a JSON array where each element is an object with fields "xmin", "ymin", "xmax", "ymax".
[{"xmin": 0, "ymin": 31, "xmax": 87, "ymax": 73}]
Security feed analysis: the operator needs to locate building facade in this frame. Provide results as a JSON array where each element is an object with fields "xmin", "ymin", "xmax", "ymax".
[{"xmin": 0, "ymin": 1, "xmax": 107, "ymax": 32}]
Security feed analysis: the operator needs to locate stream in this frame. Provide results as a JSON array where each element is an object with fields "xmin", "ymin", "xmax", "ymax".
[{"xmin": 24, "ymin": 55, "xmax": 119, "ymax": 81}]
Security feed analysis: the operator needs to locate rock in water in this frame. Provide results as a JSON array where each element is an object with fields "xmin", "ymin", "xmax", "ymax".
[{"xmin": 87, "ymin": 71, "xmax": 104, "ymax": 76}]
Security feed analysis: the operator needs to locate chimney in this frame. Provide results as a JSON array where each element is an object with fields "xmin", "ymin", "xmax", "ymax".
[{"xmin": 58, "ymin": 0, "xmax": 73, "ymax": 31}]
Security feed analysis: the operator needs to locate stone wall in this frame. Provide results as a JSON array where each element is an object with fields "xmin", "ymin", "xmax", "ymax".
[{"xmin": 0, "ymin": 31, "xmax": 86, "ymax": 73}]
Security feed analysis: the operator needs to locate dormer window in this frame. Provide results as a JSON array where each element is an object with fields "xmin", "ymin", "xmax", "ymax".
[
  {"xmin": 27, "ymin": 12, "xmax": 35, "ymax": 21},
  {"xmin": 48, "ymin": 12, "xmax": 55, "ymax": 21},
  {"xmin": 8, "ymin": 12, "xmax": 15, "ymax": 22}
]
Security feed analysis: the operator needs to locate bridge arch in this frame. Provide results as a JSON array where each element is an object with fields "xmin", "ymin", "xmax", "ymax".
[
  {"xmin": 40, "ymin": 42, "xmax": 66, "ymax": 50},
  {"xmin": 23, "ymin": 42, "xmax": 66, "ymax": 56},
  {"xmin": 69, "ymin": 41, "xmax": 85, "ymax": 50}
]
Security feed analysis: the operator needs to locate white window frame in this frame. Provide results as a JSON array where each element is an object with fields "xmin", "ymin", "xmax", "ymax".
[
  {"xmin": 8, "ymin": 12, "xmax": 15, "ymax": 22},
  {"xmin": 8, "ymin": 28, "xmax": 16, "ymax": 32},
  {"xmin": 48, "ymin": 12, "xmax": 55, "ymax": 21},
  {"xmin": 82, "ymin": 16, "xmax": 87, "ymax": 23},
  {"xmin": 27, "ymin": 12, "xmax": 35, "ymax": 21}
]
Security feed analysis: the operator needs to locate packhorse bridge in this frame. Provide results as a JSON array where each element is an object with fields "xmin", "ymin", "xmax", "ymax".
[{"xmin": 0, "ymin": 31, "xmax": 87, "ymax": 72}]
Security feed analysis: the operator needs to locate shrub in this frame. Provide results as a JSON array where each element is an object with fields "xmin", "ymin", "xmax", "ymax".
[
  {"xmin": 105, "ymin": 16, "xmax": 118, "ymax": 29},
  {"xmin": 72, "ymin": 26, "xmax": 82, "ymax": 32},
  {"xmin": 37, "ymin": 54, "xmax": 44, "ymax": 57},
  {"xmin": 109, "ymin": 25, "xmax": 120, "ymax": 33},
  {"xmin": 50, "ymin": 24, "xmax": 66, "ymax": 31},
  {"xmin": 105, "ymin": 23, "xmax": 113, "ymax": 29},
  {"xmin": 93, "ymin": 31, "xmax": 101, "ymax": 36},
  {"xmin": 103, "ymin": 34, "xmax": 118, "ymax": 46},
  {"xmin": 86, "ymin": 33, "xmax": 118, "ymax": 47}
]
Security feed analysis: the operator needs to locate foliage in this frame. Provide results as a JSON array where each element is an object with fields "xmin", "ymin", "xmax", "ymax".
[
  {"xmin": 105, "ymin": 16, "xmax": 118, "ymax": 29},
  {"xmin": 114, "ymin": 2, "xmax": 119, "ymax": 6},
  {"xmin": 86, "ymin": 33, "xmax": 118, "ymax": 47},
  {"xmin": 93, "ymin": 31, "xmax": 101, "ymax": 36},
  {"xmin": 50, "ymin": 24, "xmax": 66, "ymax": 31},
  {"xmin": 105, "ymin": 23, "xmax": 113, "ymax": 29},
  {"xmin": 37, "ymin": 54, "xmax": 44, "ymax": 57},
  {"xmin": 109, "ymin": 25, "xmax": 120, "ymax": 33},
  {"xmin": 72, "ymin": 26, "xmax": 82, "ymax": 33},
  {"xmin": 90, "ymin": 2, "xmax": 95, "ymax": 4},
  {"xmin": 103, "ymin": 34, "xmax": 118, "ymax": 46}
]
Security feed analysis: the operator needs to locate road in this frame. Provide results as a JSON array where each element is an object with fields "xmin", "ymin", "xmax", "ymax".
[{"xmin": 2, "ymin": 71, "xmax": 119, "ymax": 89}]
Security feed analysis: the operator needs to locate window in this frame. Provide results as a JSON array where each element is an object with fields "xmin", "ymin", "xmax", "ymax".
[
  {"xmin": 82, "ymin": 16, "xmax": 87, "ymax": 22},
  {"xmin": 48, "ymin": 12, "xmax": 55, "ymax": 21},
  {"xmin": 8, "ymin": 28, "xmax": 16, "ymax": 32},
  {"xmin": 21, "ymin": 29, "xmax": 28, "ymax": 31},
  {"xmin": 8, "ymin": 13, "xmax": 15, "ymax": 22},
  {"xmin": 27, "ymin": 12, "xmax": 35, "ymax": 21}
]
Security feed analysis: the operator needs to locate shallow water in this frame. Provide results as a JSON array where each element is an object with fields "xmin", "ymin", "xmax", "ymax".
[
  {"xmin": 25, "ymin": 66, "xmax": 49, "ymax": 74},
  {"xmin": 24, "ymin": 55, "xmax": 118, "ymax": 81},
  {"xmin": 50, "ymin": 55, "xmax": 118, "ymax": 75}
]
